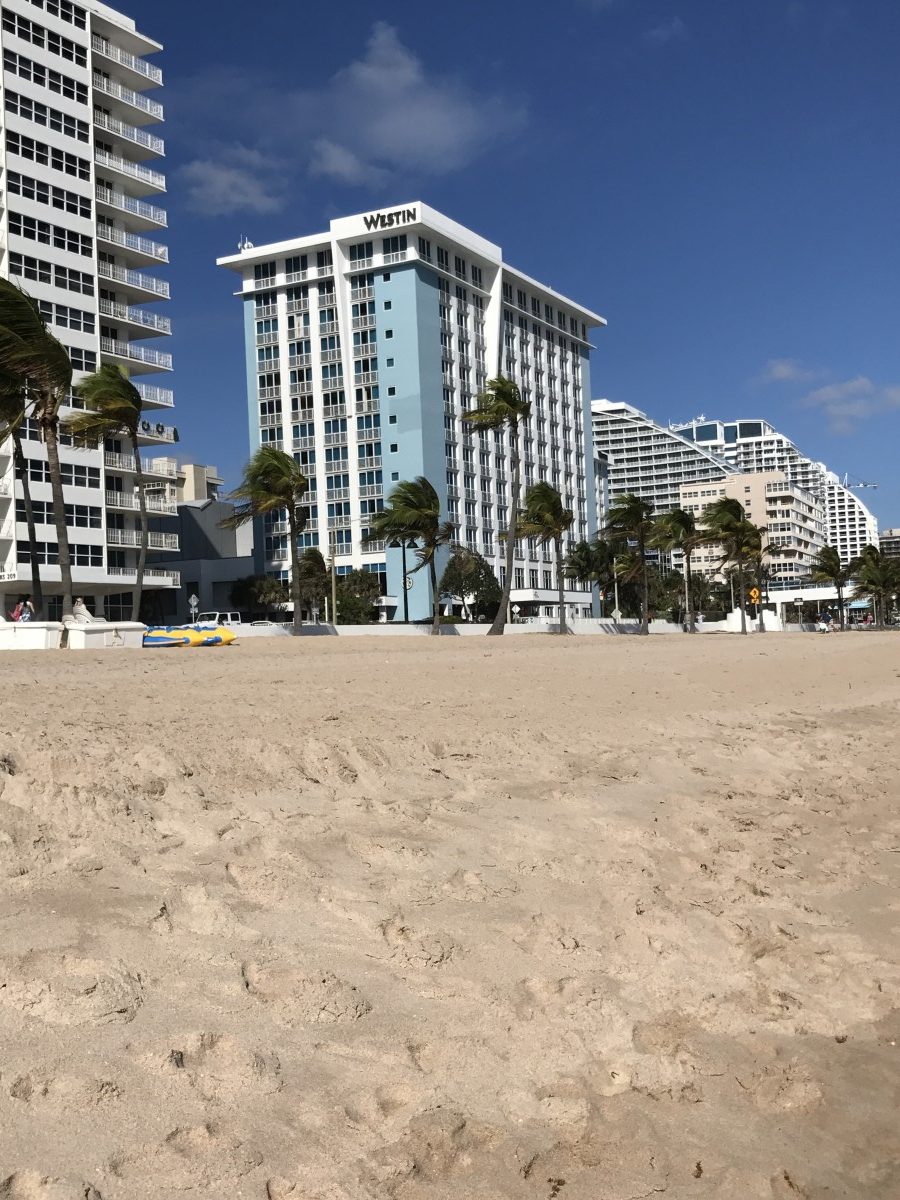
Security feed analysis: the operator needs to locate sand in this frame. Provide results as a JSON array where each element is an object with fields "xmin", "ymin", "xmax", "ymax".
[{"xmin": 0, "ymin": 632, "xmax": 898, "ymax": 1199}]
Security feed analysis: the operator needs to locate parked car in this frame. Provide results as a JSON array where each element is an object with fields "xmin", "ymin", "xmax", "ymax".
[{"xmin": 196, "ymin": 611, "xmax": 243, "ymax": 627}]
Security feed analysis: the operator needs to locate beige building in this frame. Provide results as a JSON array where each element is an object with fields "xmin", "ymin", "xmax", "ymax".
[
  {"xmin": 680, "ymin": 471, "xmax": 826, "ymax": 590},
  {"xmin": 145, "ymin": 459, "xmax": 224, "ymax": 503},
  {"xmin": 878, "ymin": 528, "xmax": 900, "ymax": 559}
]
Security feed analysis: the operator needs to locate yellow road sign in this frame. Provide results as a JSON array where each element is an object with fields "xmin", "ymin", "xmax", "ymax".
[{"xmin": 749, "ymin": 587, "xmax": 761, "ymax": 602}]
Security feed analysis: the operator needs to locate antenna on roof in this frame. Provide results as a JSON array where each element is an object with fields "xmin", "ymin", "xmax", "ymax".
[{"xmin": 238, "ymin": 235, "xmax": 255, "ymax": 251}]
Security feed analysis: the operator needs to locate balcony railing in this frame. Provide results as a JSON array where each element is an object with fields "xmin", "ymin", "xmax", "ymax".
[
  {"xmin": 135, "ymin": 383, "xmax": 173, "ymax": 408},
  {"xmin": 93, "ymin": 72, "xmax": 164, "ymax": 120},
  {"xmin": 95, "ymin": 149, "xmax": 165, "ymax": 191},
  {"xmin": 350, "ymin": 287, "xmax": 374, "ymax": 302},
  {"xmin": 285, "ymin": 270, "xmax": 308, "ymax": 283},
  {"xmin": 94, "ymin": 111, "xmax": 165, "ymax": 156},
  {"xmin": 359, "ymin": 484, "xmax": 383, "ymax": 499},
  {"xmin": 98, "ymin": 224, "xmax": 168, "ymax": 262},
  {"xmin": 98, "ymin": 261, "xmax": 169, "ymax": 299},
  {"xmin": 286, "ymin": 299, "xmax": 308, "ymax": 314},
  {"xmin": 95, "ymin": 185, "xmax": 167, "ymax": 227},
  {"xmin": 320, "ymin": 349, "xmax": 342, "ymax": 363},
  {"xmin": 99, "ymin": 298, "xmax": 171, "ymax": 334},
  {"xmin": 91, "ymin": 35, "xmax": 163, "ymax": 85},
  {"xmin": 110, "ymin": 566, "xmax": 181, "ymax": 585},
  {"xmin": 107, "ymin": 528, "xmax": 179, "ymax": 550},
  {"xmin": 101, "ymin": 337, "xmax": 173, "ymax": 370},
  {"xmin": 352, "ymin": 315, "xmax": 376, "ymax": 330},
  {"xmin": 383, "ymin": 250, "xmax": 408, "ymax": 265},
  {"xmin": 355, "ymin": 371, "xmax": 378, "ymax": 386},
  {"xmin": 319, "ymin": 320, "xmax": 340, "ymax": 336},
  {"xmin": 137, "ymin": 418, "xmax": 177, "ymax": 442},
  {"xmin": 105, "ymin": 490, "xmax": 176, "ymax": 514},
  {"xmin": 356, "ymin": 398, "xmax": 379, "ymax": 414}
]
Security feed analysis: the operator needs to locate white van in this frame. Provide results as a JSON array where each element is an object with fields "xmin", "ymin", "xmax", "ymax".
[{"xmin": 196, "ymin": 611, "xmax": 242, "ymax": 626}]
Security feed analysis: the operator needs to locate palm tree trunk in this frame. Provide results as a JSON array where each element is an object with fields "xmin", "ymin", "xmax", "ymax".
[
  {"xmin": 489, "ymin": 417, "xmax": 518, "ymax": 636},
  {"xmin": 757, "ymin": 565, "xmax": 766, "ymax": 634},
  {"xmin": 287, "ymin": 507, "xmax": 302, "ymax": 635},
  {"xmin": 429, "ymin": 554, "xmax": 440, "ymax": 635},
  {"xmin": 737, "ymin": 560, "xmax": 747, "ymax": 634},
  {"xmin": 878, "ymin": 593, "xmax": 886, "ymax": 631},
  {"xmin": 837, "ymin": 584, "xmax": 844, "ymax": 631},
  {"xmin": 556, "ymin": 535, "xmax": 567, "ymax": 634},
  {"xmin": 640, "ymin": 535, "xmax": 649, "ymax": 635},
  {"xmin": 686, "ymin": 550, "xmax": 695, "ymax": 633},
  {"xmin": 130, "ymin": 434, "xmax": 148, "ymax": 623},
  {"xmin": 12, "ymin": 431, "xmax": 43, "ymax": 620},
  {"xmin": 42, "ymin": 412, "xmax": 74, "ymax": 620}
]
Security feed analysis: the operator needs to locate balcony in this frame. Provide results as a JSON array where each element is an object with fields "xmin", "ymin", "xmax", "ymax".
[
  {"xmin": 94, "ymin": 111, "xmax": 165, "ymax": 159},
  {"xmin": 105, "ymin": 490, "xmax": 176, "ymax": 515},
  {"xmin": 356, "ymin": 397, "xmax": 379, "ymax": 414},
  {"xmin": 352, "ymin": 314, "xmax": 376, "ymax": 330},
  {"xmin": 99, "ymin": 298, "xmax": 171, "ymax": 337},
  {"xmin": 350, "ymin": 287, "xmax": 374, "ymax": 302},
  {"xmin": 349, "ymin": 256, "xmax": 373, "ymax": 270},
  {"xmin": 360, "ymin": 456, "xmax": 382, "ymax": 469},
  {"xmin": 324, "ymin": 432, "xmax": 347, "ymax": 446},
  {"xmin": 383, "ymin": 250, "xmax": 408, "ymax": 265},
  {"xmin": 95, "ymin": 149, "xmax": 165, "ymax": 195},
  {"xmin": 107, "ymin": 528, "xmax": 179, "ymax": 551},
  {"xmin": 110, "ymin": 566, "xmax": 181, "ymax": 587},
  {"xmin": 101, "ymin": 337, "xmax": 172, "ymax": 373},
  {"xmin": 316, "ymin": 264, "xmax": 333, "ymax": 277},
  {"xmin": 98, "ymin": 260, "xmax": 170, "ymax": 300},
  {"xmin": 356, "ymin": 371, "xmax": 378, "ymax": 386},
  {"xmin": 91, "ymin": 35, "xmax": 163, "ymax": 88},
  {"xmin": 135, "ymin": 383, "xmax": 173, "ymax": 409},
  {"xmin": 98, "ymin": 224, "xmax": 168, "ymax": 264},
  {"xmin": 288, "ymin": 353, "xmax": 311, "ymax": 368},
  {"xmin": 320, "ymin": 349, "xmax": 342, "ymax": 364},
  {"xmin": 322, "ymin": 403, "xmax": 346, "ymax": 420},
  {"xmin": 292, "ymin": 435, "xmax": 315, "ymax": 451},
  {"xmin": 359, "ymin": 484, "xmax": 382, "ymax": 499},
  {"xmin": 136, "ymin": 418, "xmax": 177, "ymax": 444},
  {"xmin": 286, "ymin": 299, "xmax": 309, "ymax": 314},
  {"xmin": 289, "ymin": 381, "xmax": 313, "ymax": 397},
  {"xmin": 286, "ymin": 270, "xmax": 308, "ymax": 284},
  {"xmin": 93, "ymin": 72, "xmax": 164, "ymax": 123},
  {"xmin": 104, "ymin": 451, "xmax": 177, "ymax": 476},
  {"xmin": 319, "ymin": 320, "xmax": 340, "ymax": 336}
]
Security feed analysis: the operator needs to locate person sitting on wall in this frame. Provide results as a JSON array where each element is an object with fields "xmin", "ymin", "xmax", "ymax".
[{"xmin": 73, "ymin": 597, "xmax": 103, "ymax": 624}]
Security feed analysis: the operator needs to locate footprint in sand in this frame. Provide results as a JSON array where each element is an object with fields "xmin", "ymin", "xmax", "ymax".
[
  {"xmin": 143, "ymin": 1032, "xmax": 282, "ymax": 1101},
  {"xmin": 150, "ymin": 883, "xmax": 251, "ymax": 939},
  {"xmin": 108, "ymin": 1124, "xmax": 261, "ymax": 1191},
  {"xmin": 380, "ymin": 914, "xmax": 458, "ymax": 969},
  {"xmin": 242, "ymin": 962, "xmax": 372, "ymax": 1026},
  {"xmin": 9, "ymin": 1074, "xmax": 123, "ymax": 1108},
  {"xmin": 0, "ymin": 1173, "xmax": 103, "ymax": 1199},
  {"xmin": 0, "ymin": 953, "xmax": 143, "ymax": 1027}
]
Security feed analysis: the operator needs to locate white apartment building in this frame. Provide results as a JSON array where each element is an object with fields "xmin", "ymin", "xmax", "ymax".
[
  {"xmin": 671, "ymin": 417, "xmax": 877, "ymax": 567},
  {"xmin": 590, "ymin": 399, "xmax": 737, "ymax": 517},
  {"xmin": 680, "ymin": 471, "xmax": 826, "ymax": 589},
  {"xmin": 219, "ymin": 202, "xmax": 604, "ymax": 623},
  {"xmin": 880, "ymin": 528, "xmax": 900, "ymax": 559},
  {"xmin": 0, "ymin": 0, "xmax": 177, "ymax": 620},
  {"xmin": 823, "ymin": 473, "xmax": 879, "ymax": 563}
]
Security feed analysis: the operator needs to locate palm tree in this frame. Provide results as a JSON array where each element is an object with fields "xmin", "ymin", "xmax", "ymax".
[
  {"xmin": 605, "ymin": 493, "xmax": 655, "ymax": 634},
  {"xmin": 462, "ymin": 376, "xmax": 531, "ymax": 635},
  {"xmin": 701, "ymin": 497, "xmax": 762, "ymax": 635},
  {"xmin": 853, "ymin": 544, "xmax": 900, "ymax": 631},
  {"xmin": 516, "ymin": 482, "xmax": 574, "ymax": 633},
  {"xmin": 0, "ymin": 373, "xmax": 43, "ymax": 618},
  {"xmin": 222, "ymin": 446, "xmax": 309, "ymax": 635},
  {"xmin": 366, "ymin": 476, "xmax": 453, "ymax": 634},
  {"xmin": 652, "ymin": 508, "xmax": 704, "ymax": 632},
  {"xmin": 0, "ymin": 280, "xmax": 74, "ymax": 618},
  {"xmin": 65, "ymin": 364, "xmax": 148, "ymax": 622},
  {"xmin": 811, "ymin": 545, "xmax": 858, "ymax": 631},
  {"xmin": 564, "ymin": 537, "xmax": 617, "ymax": 617}
]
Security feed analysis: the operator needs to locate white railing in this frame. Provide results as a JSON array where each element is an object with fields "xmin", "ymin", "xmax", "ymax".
[
  {"xmin": 101, "ymin": 337, "xmax": 173, "ymax": 369},
  {"xmin": 93, "ymin": 72, "xmax": 164, "ymax": 119},
  {"xmin": 95, "ymin": 148, "xmax": 165, "ymax": 190},
  {"xmin": 319, "ymin": 320, "xmax": 340, "ymax": 335},
  {"xmin": 289, "ymin": 382, "xmax": 313, "ymax": 397},
  {"xmin": 97, "ymin": 183, "xmax": 168, "ymax": 224},
  {"xmin": 326, "ymin": 487, "xmax": 350, "ymax": 501},
  {"xmin": 288, "ymin": 353, "xmax": 311, "ymax": 368},
  {"xmin": 360, "ymin": 456, "xmax": 382, "ymax": 469},
  {"xmin": 350, "ymin": 287, "xmax": 374, "ymax": 302},
  {"xmin": 135, "ymin": 383, "xmax": 173, "ymax": 408},
  {"xmin": 352, "ymin": 314, "xmax": 376, "ymax": 330},
  {"xmin": 320, "ymin": 349, "xmax": 342, "ymax": 363},
  {"xmin": 256, "ymin": 331, "xmax": 278, "ymax": 347},
  {"xmin": 94, "ymin": 110, "xmax": 165, "ymax": 156},
  {"xmin": 316, "ymin": 264, "xmax": 333, "ymax": 276},
  {"xmin": 324, "ymin": 432, "xmax": 347, "ymax": 446},
  {"xmin": 91, "ymin": 35, "xmax": 163, "ymax": 85},
  {"xmin": 285, "ymin": 270, "xmax": 308, "ymax": 283},
  {"xmin": 98, "ymin": 224, "xmax": 168, "ymax": 262},
  {"xmin": 359, "ymin": 484, "xmax": 383, "ymax": 499},
  {"xmin": 383, "ymin": 250, "xmax": 408, "ymax": 264},
  {"xmin": 98, "ymin": 260, "xmax": 170, "ymax": 298},
  {"xmin": 322, "ymin": 404, "xmax": 346, "ymax": 419},
  {"xmin": 105, "ymin": 490, "xmax": 176, "ymax": 514},
  {"xmin": 256, "ymin": 357, "xmax": 280, "ymax": 371},
  {"xmin": 143, "ymin": 457, "xmax": 178, "ymax": 477},
  {"xmin": 104, "ymin": 450, "xmax": 136, "ymax": 472},
  {"xmin": 355, "ymin": 371, "xmax": 378, "ymax": 385},
  {"xmin": 286, "ymin": 299, "xmax": 308, "ymax": 314},
  {"xmin": 99, "ymin": 298, "xmax": 171, "ymax": 334},
  {"xmin": 356, "ymin": 398, "xmax": 379, "ymax": 413},
  {"xmin": 137, "ymin": 418, "xmax": 176, "ymax": 442},
  {"xmin": 110, "ymin": 566, "xmax": 181, "ymax": 585},
  {"xmin": 107, "ymin": 528, "xmax": 179, "ymax": 550},
  {"xmin": 292, "ymin": 436, "xmax": 315, "ymax": 450},
  {"xmin": 353, "ymin": 341, "xmax": 377, "ymax": 358}
]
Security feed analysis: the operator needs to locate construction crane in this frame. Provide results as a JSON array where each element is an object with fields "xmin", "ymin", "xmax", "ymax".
[{"xmin": 841, "ymin": 473, "xmax": 879, "ymax": 489}]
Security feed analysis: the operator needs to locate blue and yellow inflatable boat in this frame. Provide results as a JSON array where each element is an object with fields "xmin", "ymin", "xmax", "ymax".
[{"xmin": 144, "ymin": 624, "xmax": 237, "ymax": 648}]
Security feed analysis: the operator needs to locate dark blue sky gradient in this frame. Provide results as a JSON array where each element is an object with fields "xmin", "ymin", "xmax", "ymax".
[{"xmin": 136, "ymin": 0, "xmax": 899, "ymax": 523}]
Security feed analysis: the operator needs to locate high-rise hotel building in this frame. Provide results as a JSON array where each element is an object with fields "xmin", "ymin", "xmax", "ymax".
[
  {"xmin": 219, "ymin": 203, "xmax": 604, "ymax": 622},
  {"xmin": 0, "ymin": 0, "xmax": 178, "ymax": 618}
]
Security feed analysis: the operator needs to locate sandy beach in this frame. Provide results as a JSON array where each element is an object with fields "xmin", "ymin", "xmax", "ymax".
[{"xmin": 0, "ymin": 633, "xmax": 898, "ymax": 1198}]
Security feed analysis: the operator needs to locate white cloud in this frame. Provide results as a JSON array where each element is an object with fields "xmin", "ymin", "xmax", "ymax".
[
  {"xmin": 758, "ymin": 357, "xmax": 822, "ymax": 384},
  {"xmin": 175, "ymin": 24, "xmax": 525, "ymax": 216},
  {"xmin": 802, "ymin": 376, "xmax": 900, "ymax": 434},
  {"xmin": 645, "ymin": 16, "xmax": 687, "ymax": 44},
  {"xmin": 178, "ymin": 145, "xmax": 287, "ymax": 217}
]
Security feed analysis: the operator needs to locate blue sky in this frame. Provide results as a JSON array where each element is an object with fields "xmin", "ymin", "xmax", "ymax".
[{"xmin": 142, "ymin": 0, "xmax": 899, "ymax": 525}]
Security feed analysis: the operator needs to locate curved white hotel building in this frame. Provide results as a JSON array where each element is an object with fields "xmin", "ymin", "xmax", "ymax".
[
  {"xmin": 0, "ymin": 0, "xmax": 178, "ymax": 619},
  {"xmin": 219, "ymin": 203, "xmax": 605, "ymax": 623}
]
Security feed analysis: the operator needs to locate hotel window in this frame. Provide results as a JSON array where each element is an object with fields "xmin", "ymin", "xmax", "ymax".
[
  {"xmin": 454, "ymin": 256, "xmax": 467, "ymax": 280},
  {"xmin": 316, "ymin": 248, "xmax": 333, "ymax": 269},
  {"xmin": 254, "ymin": 261, "xmax": 276, "ymax": 283},
  {"xmin": 436, "ymin": 246, "xmax": 450, "ymax": 271},
  {"xmin": 418, "ymin": 236, "xmax": 431, "ymax": 261},
  {"xmin": 349, "ymin": 241, "xmax": 373, "ymax": 263},
  {"xmin": 471, "ymin": 265, "xmax": 483, "ymax": 289},
  {"xmin": 285, "ymin": 254, "xmax": 307, "ymax": 274},
  {"xmin": 514, "ymin": 568, "xmax": 524, "ymax": 589},
  {"xmin": 383, "ymin": 235, "xmax": 406, "ymax": 255}
]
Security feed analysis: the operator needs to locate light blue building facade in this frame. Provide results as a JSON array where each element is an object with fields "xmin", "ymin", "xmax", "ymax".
[{"xmin": 220, "ymin": 204, "xmax": 605, "ymax": 622}]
